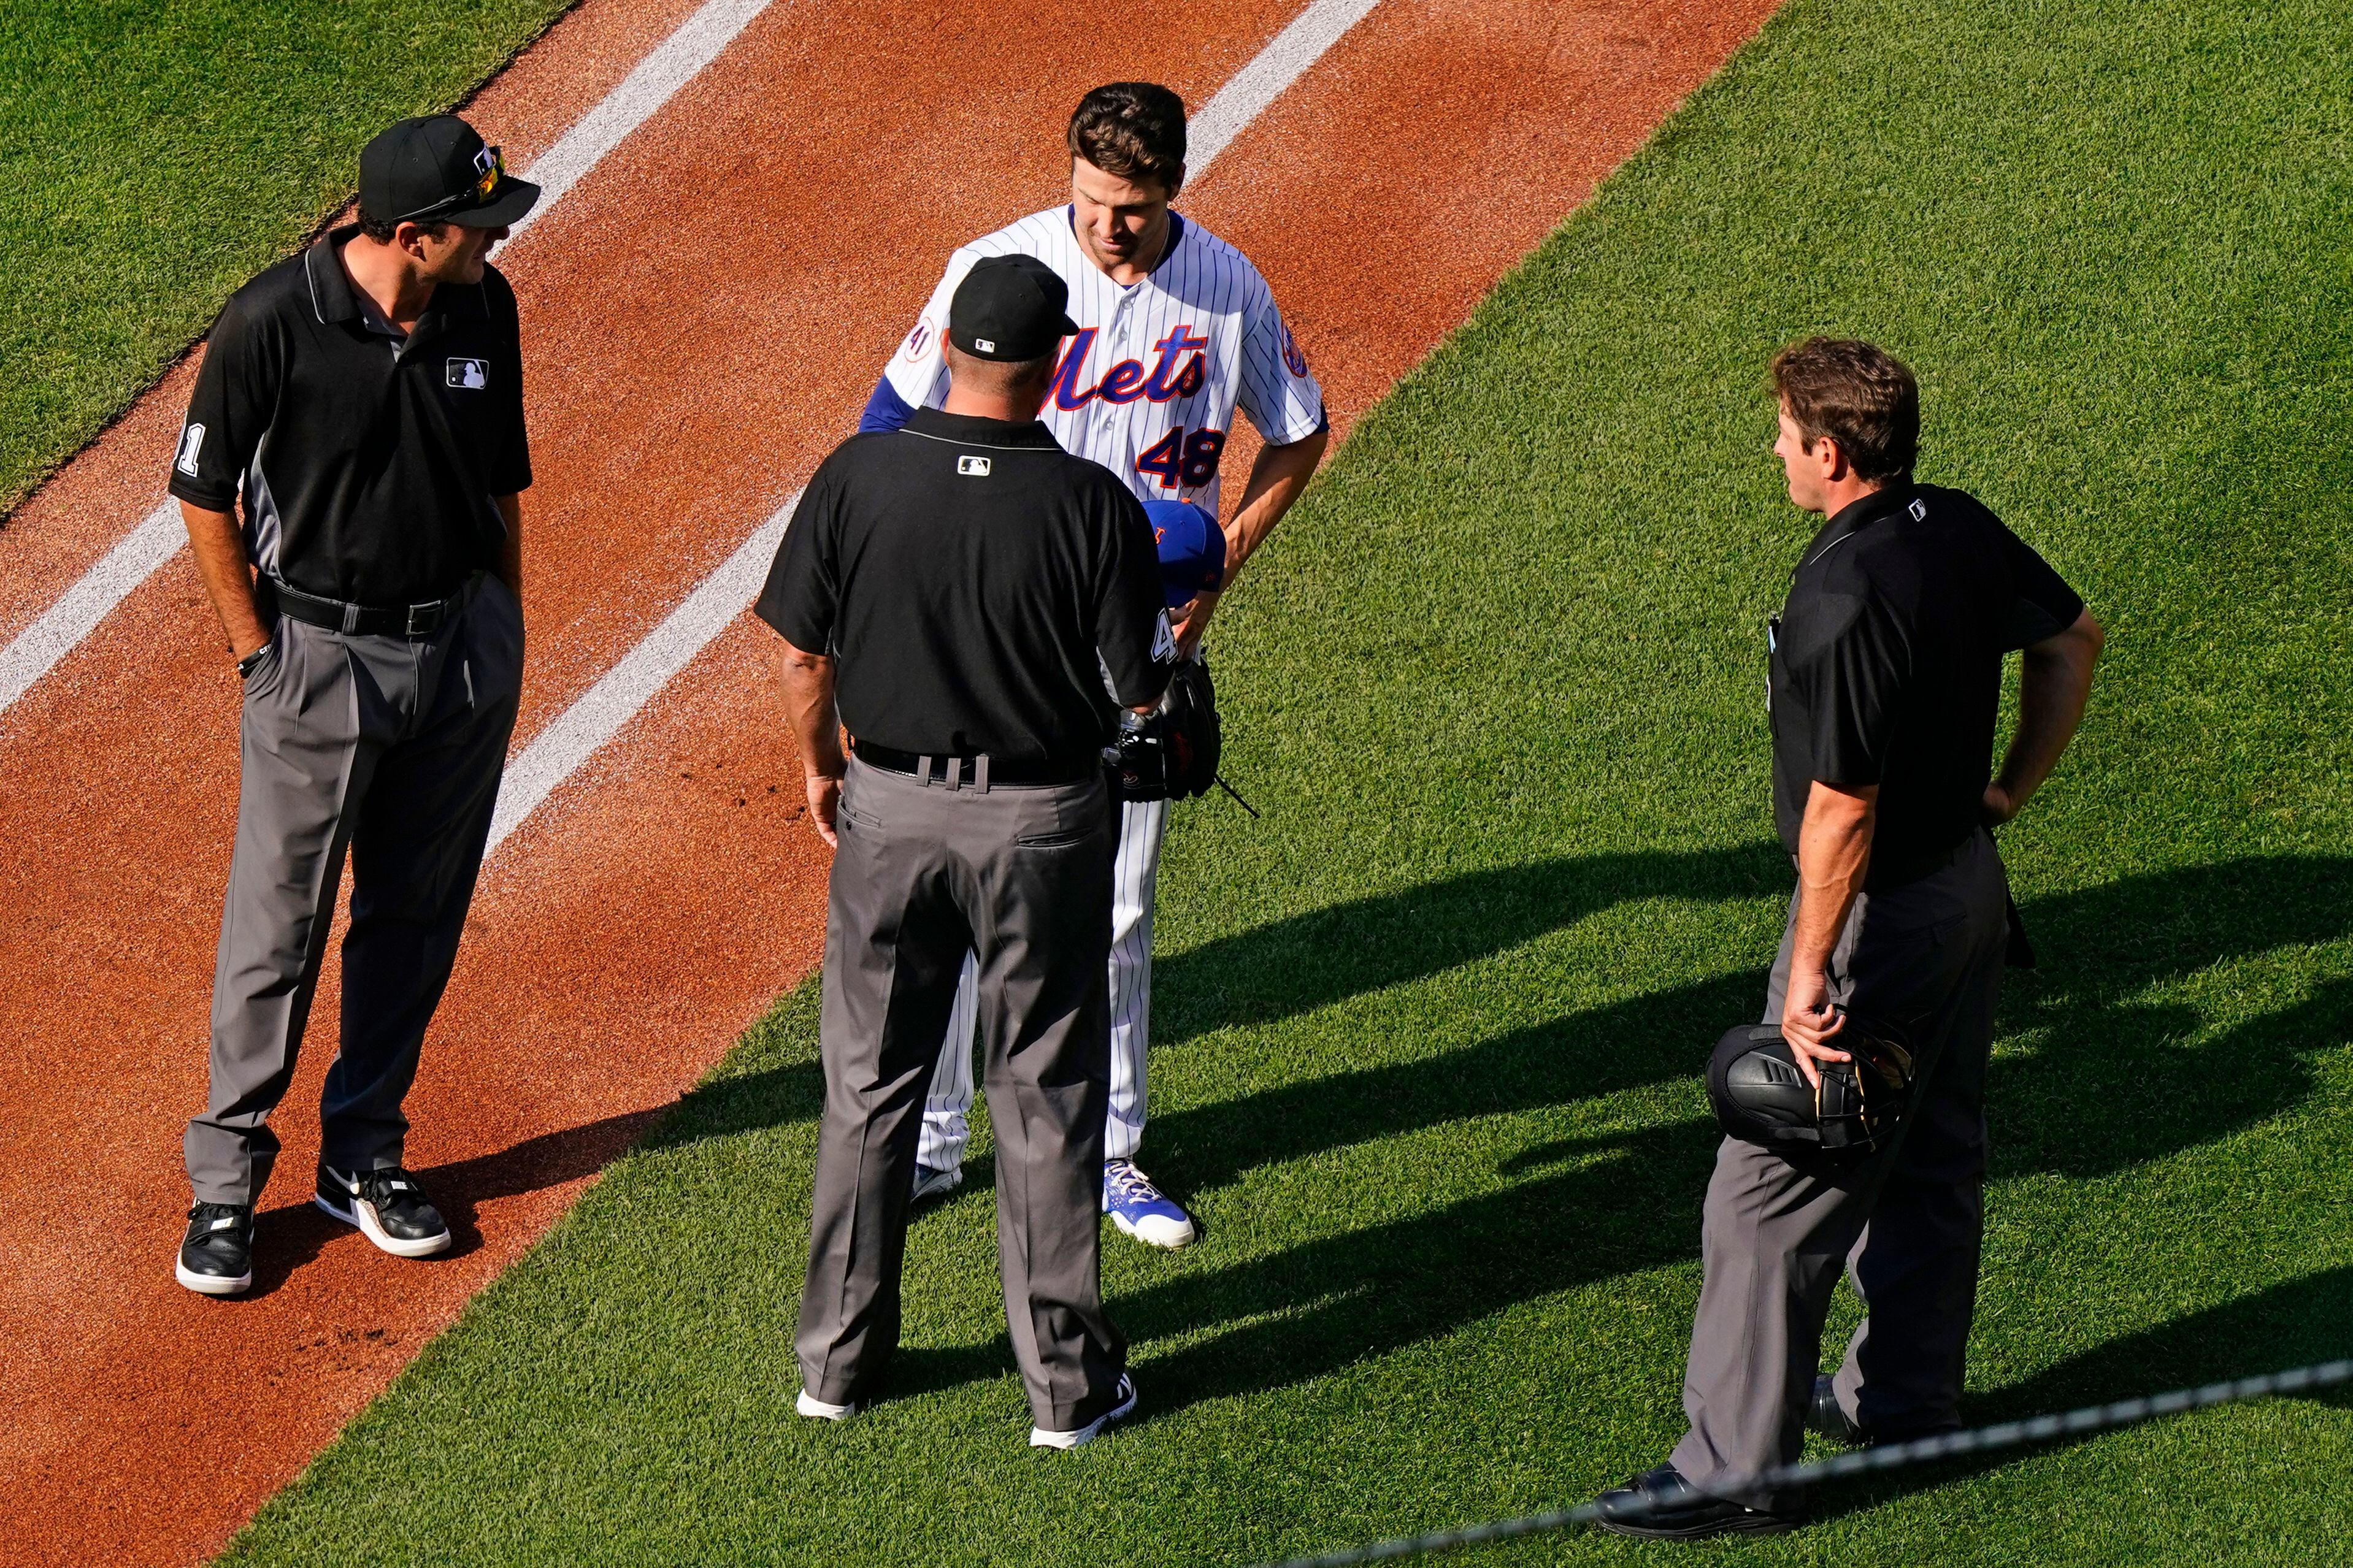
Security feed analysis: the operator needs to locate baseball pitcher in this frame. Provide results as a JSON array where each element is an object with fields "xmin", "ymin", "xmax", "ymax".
[{"xmin": 859, "ymin": 81, "xmax": 1329, "ymax": 1247}]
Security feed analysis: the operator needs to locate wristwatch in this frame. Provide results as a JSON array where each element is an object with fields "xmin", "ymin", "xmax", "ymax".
[{"xmin": 237, "ymin": 644, "xmax": 269, "ymax": 678}]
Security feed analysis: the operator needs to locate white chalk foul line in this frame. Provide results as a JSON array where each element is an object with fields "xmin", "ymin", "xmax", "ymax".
[
  {"xmin": 1187, "ymin": 0, "xmax": 1383, "ymax": 174},
  {"xmin": 501, "ymin": 0, "xmax": 775, "ymax": 241},
  {"xmin": 485, "ymin": 494, "xmax": 796, "ymax": 855},
  {"xmin": 476, "ymin": 0, "xmax": 1386, "ymax": 849},
  {"xmin": 0, "ymin": 501, "xmax": 183, "ymax": 711},
  {"xmin": 0, "ymin": 0, "xmax": 780, "ymax": 720},
  {"xmin": 11, "ymin": 0, "xmax": 1384, "ymax": 865}
]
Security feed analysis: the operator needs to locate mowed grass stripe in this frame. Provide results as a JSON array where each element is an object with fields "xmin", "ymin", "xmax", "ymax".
[
  {"xmin": 0, "ymin": 0, "xmax": 575, "ymax": 517},
  {"xmin": 221, "ymin": 0, "xmax": 2353, "ymax": 1561}
]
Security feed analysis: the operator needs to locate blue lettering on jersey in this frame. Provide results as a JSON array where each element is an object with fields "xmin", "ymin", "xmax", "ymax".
[{"xmin": 1050, "ymin": 324, "xmax": 1211, "ymax": 413}]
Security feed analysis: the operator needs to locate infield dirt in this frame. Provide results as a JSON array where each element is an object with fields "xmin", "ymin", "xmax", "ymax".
[{"xmin": 0, "ymin": 0, "xmax": 1775, "ymax": 1560}]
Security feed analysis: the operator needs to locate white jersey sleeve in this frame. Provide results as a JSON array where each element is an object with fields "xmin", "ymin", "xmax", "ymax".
[
  {"xmin": 879, "ymin": 247, "xmax": 985, "ymax": 413},
  {"xmin": 1234, "ymin": 286, "xmax": 1327, "ymax": 446}
]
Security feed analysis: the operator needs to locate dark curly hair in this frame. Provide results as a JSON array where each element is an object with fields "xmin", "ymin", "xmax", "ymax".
[{"xmin": 1068, "ymin": 82, "xmax": 1187, "ymax": 193}]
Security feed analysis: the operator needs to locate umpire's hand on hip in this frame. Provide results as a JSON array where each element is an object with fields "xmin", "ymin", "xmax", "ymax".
[{"xmin": 774, "ymin": 638, "xmax": 847, "ymax": 849}]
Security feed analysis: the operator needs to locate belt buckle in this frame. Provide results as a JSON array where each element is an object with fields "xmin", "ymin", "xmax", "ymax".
[{"xmin": 405, "ymin": 600, "xmax": 437, "ymax": 637}]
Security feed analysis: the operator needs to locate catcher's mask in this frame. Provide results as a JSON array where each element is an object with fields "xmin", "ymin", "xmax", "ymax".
[{"xmin": 1707, "ymin": 1017, "xmax": 1915, "ymax": 1161}]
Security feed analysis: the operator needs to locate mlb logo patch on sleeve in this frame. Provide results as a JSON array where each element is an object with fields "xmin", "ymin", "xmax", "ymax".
[
  {"xmin": 957, "ymin": 455, "xmax": 992, "ymax": 476},
  {"xmin": 175, "ymin": 423, "xmax": 206, "ymax": 476},
  {"xmin": 445, "ymin": 358, "xmax": 489, "ymax": 390}
]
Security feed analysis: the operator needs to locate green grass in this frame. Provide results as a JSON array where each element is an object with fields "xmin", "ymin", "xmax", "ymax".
[
  {"xmin": 0, "ymin": 0, "xmax": 574, "ymax": 517},
  {"xmin": 218, "ymin": 0, "xmax": 2353, "ymax": 1561}
]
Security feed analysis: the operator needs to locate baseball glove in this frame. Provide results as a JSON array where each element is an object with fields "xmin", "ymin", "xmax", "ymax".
[{"xmin": 1117, "ymin": 657, "xmax": 1221, "ymax": 801}]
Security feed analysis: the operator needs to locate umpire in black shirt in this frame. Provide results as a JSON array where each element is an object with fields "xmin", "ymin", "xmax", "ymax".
[
  {"xmin": 168, "ymin": 115, "xmax": 537, "ymax": 1296},
  {"xmin": 1598, "ymin": 340, "xmax": 2103, "ymax": 1536},
  {"xmin": 756, "ymin": 255, "xmax": 1172, "ymax": 1449}
]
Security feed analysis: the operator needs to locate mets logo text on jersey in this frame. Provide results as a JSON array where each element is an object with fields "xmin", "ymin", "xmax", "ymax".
[{"xmin": 1048, "ymin": 326, "xmax": 1209, "ymax": 410}]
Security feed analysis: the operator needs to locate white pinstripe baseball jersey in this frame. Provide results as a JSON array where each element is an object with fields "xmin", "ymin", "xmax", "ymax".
[{"xmin": 866, "ymin": 207, "xmax": 1326, "ymax": 516}]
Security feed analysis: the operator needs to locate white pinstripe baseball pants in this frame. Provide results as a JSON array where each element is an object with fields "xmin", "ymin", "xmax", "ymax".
[{"xmin": 918, "ymin": 795, "xmax": 1167, "ymax": 1168}]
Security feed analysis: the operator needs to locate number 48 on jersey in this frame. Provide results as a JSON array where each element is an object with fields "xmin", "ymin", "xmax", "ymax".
[{"xmin": 1135, "ymin": 426, "xmax": 1227, "ymax": 491}]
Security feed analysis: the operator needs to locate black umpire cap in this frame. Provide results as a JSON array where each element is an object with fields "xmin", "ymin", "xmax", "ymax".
[
  {"xmin": 360, "ymin": 115, "xmax": 541, "ymax": 229},
  {"xmin": 950, "ymin": 255, "xmax": 1081, "ymax": 361}
]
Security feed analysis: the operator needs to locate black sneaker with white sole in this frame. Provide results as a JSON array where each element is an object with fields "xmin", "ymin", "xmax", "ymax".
[
  {"xmin": 1029, "ymin": 1372, "xmax": 1139, "ymax": 1450},
  {"xmin": 176, "ymin": 1202, "xmax": 255, "ymax": 1296},
  {"xmin": 316, "ymin": 1164, "xmax": 451, "ymax": 1258}
]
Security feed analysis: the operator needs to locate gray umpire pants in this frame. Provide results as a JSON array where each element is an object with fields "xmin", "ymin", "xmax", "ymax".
[
  {"xmin": 184, "ymin": 575, "xmax": 523, "ymax": 1206},
  {"xmin": 797, "ymin": 755, "xmax": 1128, "ymax": 1432},
  {"xmin": 1671, "ymin": 827, "xmax": 2010, "ymax": 1512}
]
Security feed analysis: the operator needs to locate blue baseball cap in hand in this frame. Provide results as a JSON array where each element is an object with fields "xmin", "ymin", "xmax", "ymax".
[{"xmin": 1144, "ymin": 500, "xmax": 1226, "ymax": 609}]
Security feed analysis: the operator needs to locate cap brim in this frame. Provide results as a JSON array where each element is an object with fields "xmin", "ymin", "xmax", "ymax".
[{"xmin": 447, "ymin": 177, "xmax": 541, "ymax": 228}]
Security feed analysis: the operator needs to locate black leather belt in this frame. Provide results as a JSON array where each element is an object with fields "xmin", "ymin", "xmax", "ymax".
[
  {"xmin": 262, "ymin": 575, "xmax": 476, "ymax": 638},
  {"xmin": 852, "ymin": 740, "xmax": 1100, "ymax": 787}
]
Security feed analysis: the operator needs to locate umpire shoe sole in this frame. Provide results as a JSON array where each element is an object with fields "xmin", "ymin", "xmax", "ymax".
[
  {"xmin": 315, "ymin": 1168, "xmax": 452, "ymax": 1259},
  {"xmin": 1591, "ymin": 1463, "xmax": 1805, "ymax": 1540},
  {"xmin": 1030, "ymin": 1374, "xmax": 1138, "ymax": 1450},
  {"xmin": 175, "ymin": 1260, "xmax": 251, "ymax": 1296}
]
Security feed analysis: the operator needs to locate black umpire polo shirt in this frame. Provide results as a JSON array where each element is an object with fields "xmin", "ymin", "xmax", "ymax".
[
  {"xmin": 167, "ymin": 225, "xmax": 531, "ymax": 605},
  {"xmin": 754, "ymin": 407, "xmax": 1171, "ymax": 771},
  {"xmin": 1770, "ymin": 483, "xmax": 2084, "ymax": 889}
]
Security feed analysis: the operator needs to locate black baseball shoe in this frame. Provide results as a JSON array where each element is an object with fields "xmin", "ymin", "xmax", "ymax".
[
  {"xmin": 176, "ymin": 1202, "xmax": 255, "ymax": 1296},
  {"xmin": 1589, "ymin": 1463, "xmax": 1805, "ymax": 1539},
  {"xmin": 1810, "ymin": 1374, "xmax": 1867, "ymax": 1447},
  {"xmin": 316, "ymin": 1164, "xmax": 451, "ymax": 1258}
]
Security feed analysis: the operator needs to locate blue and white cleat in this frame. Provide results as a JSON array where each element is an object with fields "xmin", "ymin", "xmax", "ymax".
[
  {"xmin": 1102, "ymin": 1159, "xmax": 1196, "ymax": 1249},
  {"xmin": 912, "ymin": 1162, "xmax": 963, "ymax": 1204}
]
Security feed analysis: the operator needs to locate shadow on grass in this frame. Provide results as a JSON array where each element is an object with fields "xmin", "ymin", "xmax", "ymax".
[
  {"xmin": 1150, "ymin": 842, "xmax": 1792, "ymax": 1049},
  {"xmin": 1112, "ymin": 852, "xmax": 2350, "ymax": 1417},
  {"xmin": 1151, "ymin": 967, "xmax": 1761, "ymax": 1193},
  {"xmin": 647, "ymin": 850, "xmax": 2353, "ymax": 1424},
  {"xmin": 1137, "ymin": 851, "xmax": 2353, "ymax": 1215},
  {"xmin": 1129, "ymin": 1120, "xmax": 1721, "ymax": 1416},
  {"xmin": 637, "ymin": 1057, "xmax": 826, "ymax": 1153},
  {"xmin": 888, "ymin": 1119, "xmax": 1723, "ymax": 1408},
  {"xmin": 1818, "ymin": 1265, "xmax": 2353, "ymax": 1520},
  {"xmin": 1991, "ymin": 854, "xmax": 2353, "ymax": 1178},
  {"xmin": 1979, "ymin": 1265, "xmax": 2353, "ymax": 1419}
]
